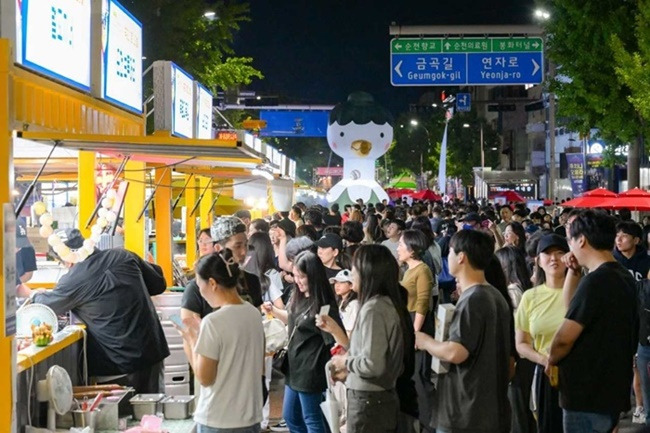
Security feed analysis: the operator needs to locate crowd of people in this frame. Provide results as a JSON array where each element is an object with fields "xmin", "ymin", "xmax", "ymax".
[{"xmin": 176, "ymin": 199, "xmax": 650, "ymax": 433}]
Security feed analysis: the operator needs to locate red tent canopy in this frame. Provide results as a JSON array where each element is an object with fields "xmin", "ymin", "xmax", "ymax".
[
  {"xmin": 582, "ymin": 187, "xmax": 617, "ymax": 197},
  {"xmin": 411, "ymin": 190, "xmax": 442, "ymax": 201},
  {"xmin": 562, "ymin": 187, "xmax": 617, "ymax": 209},
  {"xmin": 602, "ymin": 188, "xmax": 650, "ymax": 210},
  {"xmin": 385, "ymin": 188, "xmax": 414, "ymax": 200},
  {"xmin": 562, "ymin": 196, "xmax": 614, "ymax": 209},
  {"xmin": 493, "ymin": 190, "xmax": 526, "ymax": 203}
]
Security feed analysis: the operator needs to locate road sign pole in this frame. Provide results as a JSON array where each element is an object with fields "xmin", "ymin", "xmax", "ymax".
[
  {"xmin": 481, "ymin": 122, "xmax": 485, "ymax": 171},
  {"xmin": 548, "ymin": 60, "xmax": 557, "ymax": 201}
]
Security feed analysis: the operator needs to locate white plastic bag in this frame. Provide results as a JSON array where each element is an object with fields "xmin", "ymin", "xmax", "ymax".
[
  {"xmin": 263, "ymin": 317, "xmax": 288, "ymax": 353},
  {"xmin": 321, "ymin": 361, "xmax": 341, "ymax": 433}
]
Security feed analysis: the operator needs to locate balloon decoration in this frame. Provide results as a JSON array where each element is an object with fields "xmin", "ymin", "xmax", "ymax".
[
  {"xmin": 38, "ymin": 189, "xmax": 118, "ymax": 263},
  {"xmin": 326, "ymin": 92, "xmax": 393, "ymax": 204}
]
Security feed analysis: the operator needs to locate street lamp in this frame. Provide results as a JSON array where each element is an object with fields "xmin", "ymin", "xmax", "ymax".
[
  {"xmin": 534, "ymin": 7, "xmax": 556, "ymax": 199},
  {"xmin": 463, "ymin": 122, "xmax": 486, "ymax": 173},
  {"xmin": 534, "ymin": 9, "xmax": 551, "ymax": 20},
  {"xmin": 203, "ymin": 10, "xmax": 217, "ymax": 20},
  {"xmin": 409, "ymin": 119, "xmax": 432, "ymax": 187}
]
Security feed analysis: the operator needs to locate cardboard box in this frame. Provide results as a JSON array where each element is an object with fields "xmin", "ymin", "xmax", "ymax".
[
  {"xmin": 431, "ymin": 303, "xmax": 456, "ymax": 374},
  {"xmin": 26, "ymin": 227, "xmax": 49, "ymax": 254}
]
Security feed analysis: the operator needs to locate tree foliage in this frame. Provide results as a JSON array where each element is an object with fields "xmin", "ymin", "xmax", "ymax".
[
  {"xmin": 611, "ymin": 0, "xmax": 650, "ymax": 123},
  {"xmin": 545, "ymin": 1, "xmax": 644, "ymax": 146},
  {"xmin": 124, "ymin": 0, "xmax": 262, "ymax": 92},
  {"xmin": 386, "ymin": 109, "xmax": 500, "ymax": 185}
]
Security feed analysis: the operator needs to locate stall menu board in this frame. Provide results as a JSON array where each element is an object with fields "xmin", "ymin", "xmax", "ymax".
[
  {"xmin": 18, "ymin": 0, "xmax": 92, "ymax": 91},
  {"xmin": 195, "ymin": 83, "xmax": 213, "ymax": 139},
  {"xmin": 172, "ymin": 64, "xmax": 194, "ymax": 138},
  {"xmin": 101, "ymin": 0, "xmax": 142, "ymax": 113}
]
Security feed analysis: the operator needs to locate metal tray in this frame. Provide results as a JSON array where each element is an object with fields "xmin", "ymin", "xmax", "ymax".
[{"xmin": 161, "ymin": 395, "xmax": 195, "ymax": 419}]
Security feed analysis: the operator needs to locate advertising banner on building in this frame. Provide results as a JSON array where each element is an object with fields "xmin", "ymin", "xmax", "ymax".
[{"xmin": 566, "ymin": 153, "xmax": 586, "ymax": 197}]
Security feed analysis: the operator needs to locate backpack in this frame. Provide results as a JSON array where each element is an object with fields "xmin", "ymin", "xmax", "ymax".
[{"xmin": 439, "ymin": 256, "xmax": 455, "ymax": 284}]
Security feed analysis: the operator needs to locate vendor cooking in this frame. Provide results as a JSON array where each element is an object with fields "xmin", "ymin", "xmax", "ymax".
[{"xmin": 17, "ymin": 229, "xmax": 169, "ymax": 394}]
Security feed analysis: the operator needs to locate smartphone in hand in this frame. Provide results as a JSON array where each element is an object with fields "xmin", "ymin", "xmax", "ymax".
[{"xmin": 169, "ymin": 313, "xmax": 186, "ymax": 331}]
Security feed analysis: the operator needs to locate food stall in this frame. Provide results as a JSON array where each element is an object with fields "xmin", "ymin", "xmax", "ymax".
[{"xmin": 0, "ymin": 1, "xmax": 295, "ymax": 432}]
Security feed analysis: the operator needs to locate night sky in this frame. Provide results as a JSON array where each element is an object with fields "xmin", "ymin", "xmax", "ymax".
[{"xmin": 235, "ymin": 0, "xmax": 537, "ymax": 113}]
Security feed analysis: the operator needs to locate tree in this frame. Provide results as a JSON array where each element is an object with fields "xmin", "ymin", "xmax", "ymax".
[
  {"xmin": 545, "ymin": 0, "xmax": 646, "ymax": 188},
  {"xmin": 124, "ymin": 0, "xmax": 263, "ymax": 92},
  {"xmin": 386, "ymin": 109, "xmax": 500, "ymax": 186},
  {"xmin": 611, "ymin": 0, "xmax": 650, "ymax": 125}
]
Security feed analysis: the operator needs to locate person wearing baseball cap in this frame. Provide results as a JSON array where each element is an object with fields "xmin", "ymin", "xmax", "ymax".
[
  {"xmin": 15, "ymin": 222, "xmax": 37, "ymax": 288},
  {"xmin": 315, "ymin": 233, "xmax": 344, "ymax": 279},
  {"xmin": 515, "ymin": 233, "xmax": 569, "ymax": 433},
  {"xmin": 329, "ymin": 269, "xmax": 359, "ymax": 335}
]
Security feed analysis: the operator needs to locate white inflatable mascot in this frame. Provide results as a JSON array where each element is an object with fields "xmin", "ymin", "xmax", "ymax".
[{"xmin": 326, "ymin": 92, "xmax": 393, "ymax": 204}]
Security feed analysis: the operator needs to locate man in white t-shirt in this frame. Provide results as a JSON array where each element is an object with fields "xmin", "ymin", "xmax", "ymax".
[{"xmin": 381, "ymin": 219, "xmax": 405, "ymax": 259}]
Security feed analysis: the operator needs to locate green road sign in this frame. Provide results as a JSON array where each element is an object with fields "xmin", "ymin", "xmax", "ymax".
[
  {"xmin": 442, "ymin": 38, "xmax": 492, "ymax": 53},
  {"xmin": 391, "ymin": 38, "xmax": 441, "ymax": 53},
  {"xmin": 391, "ymin": 37, "xmax": 544, "ymax": 54}
]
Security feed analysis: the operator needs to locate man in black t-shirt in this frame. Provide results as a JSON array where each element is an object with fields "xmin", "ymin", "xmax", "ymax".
[
  {"xmin": 548, "ymin": 210, "xmax": 637, "ymax": 432},
  {"xmin": 415, "ymin": 230, "xmax": 513, "ymax": 433},
  {"xmin": 15, "ymin": 224, "xmax": 37, "ymax": 290},
  {"xmin": 181, "ymin": 216, "xmax": 262, "ymax": 321},
  {"xmin": 613, "ymin": 220, "xmax": 650, "ymax": 281},
  {"xmin": 322, "ymin": 203, "xmax": 342, "ymax": 227}
]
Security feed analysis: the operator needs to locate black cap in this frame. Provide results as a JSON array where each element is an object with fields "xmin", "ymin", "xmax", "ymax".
[
  {"xmin": 271, "ymin": 218, "xmax": 296, "ymax": 238},
  {"xmin": 314, "ymin": 233, "xmax": 343, "ymax": 251},
  {"xmin": 463, "ymin": 212, "xmax": 481, "ymax": 223},
  {"xmin": 64, "ymin": 229, "xmax": 85, "ymax": 249},
  {"xmin": 537, "ymin": 234, "xmax": 569, "ymax": 255},
  {"xmin": 16, "ymin": 224, "xmax": 31, "ymax": 249}
]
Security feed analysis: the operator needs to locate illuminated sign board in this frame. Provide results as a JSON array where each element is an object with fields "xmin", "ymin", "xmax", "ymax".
[
  {"xmin": 17, "ymin": 0, "xmax": 92, "ymax": 90},
  {"xmin": 100, "ymin": 0, "xmax": 142, "ymax": 112},
  {"xmin": 217, "ymin": 131, "xmax": 238, "ymax": 141},
  {"xmin": 171, "ymin": 64, "xmax": 194, "ymax": 138},
  {"xmin": 153, "ymin": 61, "xmax": 195, "ymax": 138},
  {"xmin": 195, "ymin": 83, "xmax": 213, "ymax": 139},
  {"xmin": 260, "ymin": 110, "xmax": 329, "ymax": 137}
]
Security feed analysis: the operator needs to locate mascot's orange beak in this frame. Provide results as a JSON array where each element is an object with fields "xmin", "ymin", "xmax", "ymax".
[{"xmin": 351, "ymin": 140, "xmax": 372, "ymax": 157}]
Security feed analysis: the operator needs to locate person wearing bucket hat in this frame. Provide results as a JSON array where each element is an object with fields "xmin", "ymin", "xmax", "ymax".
[
  {"xmin": 182, "ymin": 216, "xmax": 262, "ymax": 322},
  {"xmin": 26, "ymin": 229, "xmax": 169, "ymax": 395}
]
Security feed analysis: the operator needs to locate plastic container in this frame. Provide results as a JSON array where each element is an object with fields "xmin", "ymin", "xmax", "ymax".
[
  {"xmin": 161, "ymin": 395, "xmax": 195, "ymax": 419},
  {"xmin": 129, "ymin": 393, "xmax": 165, "ymax": 420}
]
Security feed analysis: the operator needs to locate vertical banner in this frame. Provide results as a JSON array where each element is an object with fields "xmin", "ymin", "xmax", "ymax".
[
  {"xmin": 438, "ymin": 123, "xmax": 448, "ymax": 194},
  {"xmin": 566, "ymin": 153, "xmax": 586, "ymax": 196}
]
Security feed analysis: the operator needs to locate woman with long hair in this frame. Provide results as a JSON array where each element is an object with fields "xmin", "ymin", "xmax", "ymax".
[
  {"xmin": 317, "ymin": 245, "xmax": 415, "ymax": 433},
  {"xmin": 245, "ymin": 232, "xmax": 285, "ymax": 430},
  {"xmin": 503, "ymin": 222, "xmax": 527, "ymax": 253},
  {"xmin": 363, "ymin": 213, "xmax": 384, "ymax": 244},
  {"xmin": 493, "ymin": 248, "xmax": 536, "ymax": 433},
  {"xmin": 178, "ymin": 249, "xmax": 265, "ymax": 433},
  {"xmin": 495, "ymin": 246, "xmax": 532, "ymax": 311},
  {"xmin": 246, "ymin": 232, "xmax": 285, "ymax": 309},
  {"xmin": 263, "ymin": 251, "xmax": 343, "ymax": 433},
  {"xmin": 515, "ymin": 234, "xmax": 569, "ymax": 433}
]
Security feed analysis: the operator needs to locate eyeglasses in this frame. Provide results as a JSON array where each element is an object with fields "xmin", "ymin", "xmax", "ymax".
[{"xmin": 198, "ymin": 239, "xmax": 215, "ymax": 245}]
